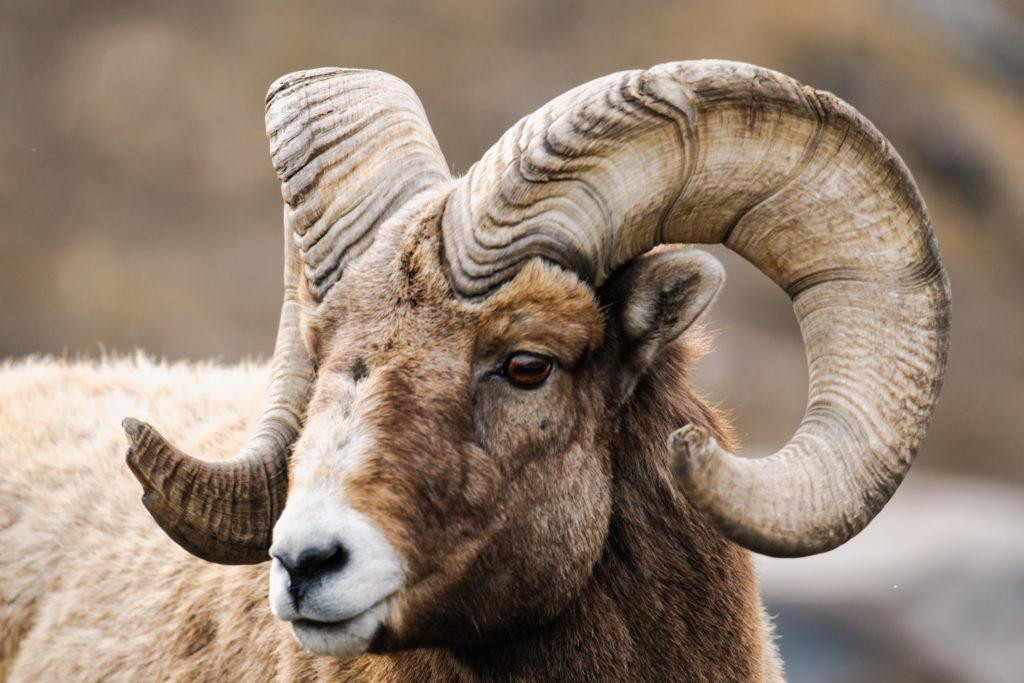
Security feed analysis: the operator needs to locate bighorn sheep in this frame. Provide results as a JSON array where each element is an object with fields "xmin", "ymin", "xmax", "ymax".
[{"xmin": 0, "ymin": 60, "xmax": 950, "ymax": 681}]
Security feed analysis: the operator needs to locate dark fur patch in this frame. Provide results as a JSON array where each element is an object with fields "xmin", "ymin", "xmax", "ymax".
[{"xmin": 181, "ymin": 615, "xmax": 217, "ymax": 657}]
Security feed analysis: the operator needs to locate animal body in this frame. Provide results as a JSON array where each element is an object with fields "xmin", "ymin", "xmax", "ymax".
[{"xmin": 0, "ymin": 60, "xmax": 950, "ymax": 681}]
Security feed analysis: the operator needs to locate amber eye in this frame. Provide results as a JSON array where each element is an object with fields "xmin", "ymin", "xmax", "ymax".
[{"xmin": 503, "ymin": 352, "xmax": 553, "ymax": 387}]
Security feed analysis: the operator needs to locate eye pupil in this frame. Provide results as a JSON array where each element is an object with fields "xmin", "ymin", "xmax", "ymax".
[{"xmin": 505, "ymin": 353, "xmax": 552, "ymax": 387}]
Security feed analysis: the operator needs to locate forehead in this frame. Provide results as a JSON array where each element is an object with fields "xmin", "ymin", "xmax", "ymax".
[{"xmin": 320, "ymin": 201, "xmax": 604, "ymax": 364}]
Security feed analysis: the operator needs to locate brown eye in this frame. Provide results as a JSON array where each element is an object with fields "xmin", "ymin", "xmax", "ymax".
[{"xmin": 504, "ymin": 352, "xmax": 553, "ymax": 387}]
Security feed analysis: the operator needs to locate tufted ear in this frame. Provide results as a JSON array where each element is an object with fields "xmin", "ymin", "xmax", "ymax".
[{"xmin": 610, "ymin": 247, "xmax": 725, "ymax": 399}]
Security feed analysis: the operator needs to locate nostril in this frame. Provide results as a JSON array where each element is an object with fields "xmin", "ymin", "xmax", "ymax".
[
  {"xmin": 298, "ymin": 544, "xmax": 349, "ymax": 579},
  {"xmin": 272, "ymin": 543, "xmax": 350, "ymax": 606}
]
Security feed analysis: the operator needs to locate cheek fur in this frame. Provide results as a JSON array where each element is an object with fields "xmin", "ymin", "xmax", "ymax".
[
  {"xmin": 392, "ymin": 374, "xmax": 614, "ymax": 638},
  {"xmin": 472, "ymin": 373, "xmax": 580, "ymax": 472},
  {"xmin": 390, "ymin": 440, "xmax": 612, "ymax": 648}
]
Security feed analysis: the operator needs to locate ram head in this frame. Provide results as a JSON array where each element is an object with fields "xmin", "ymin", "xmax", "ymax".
[{"xmin": 123, "ymin": 60, "xmax": 950, "ymax": 658}]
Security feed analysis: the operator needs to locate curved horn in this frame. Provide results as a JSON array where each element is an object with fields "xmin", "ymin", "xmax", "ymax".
[
  {"xmin": 125, "ymin": 69, "xmax": 450, "ymax": 564},
  {"xmin": 442, "ymin": 60, "xmax": 951, "ymax": 557},
  {"xmin": 124, "ymin": 225, "xmax": 312, "ymax": 564}
]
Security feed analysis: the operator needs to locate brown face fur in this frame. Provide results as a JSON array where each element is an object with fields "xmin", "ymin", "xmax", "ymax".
[{"xmin": 287, "ymin": 190, "xmax": 729, "ymax": 654}]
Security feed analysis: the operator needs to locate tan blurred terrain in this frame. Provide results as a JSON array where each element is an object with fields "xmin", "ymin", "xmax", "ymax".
[
  {"xmin": 2, "ymin": 0, "xmax": 1023, "ymax": 680},
  {"xmin": 3, "ymin": 0, "xmax": 1022, "ymax": 484}
]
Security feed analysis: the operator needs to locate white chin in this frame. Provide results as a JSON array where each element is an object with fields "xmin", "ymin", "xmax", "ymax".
[{"xmin": 290, "ymin": 601, "xmax": 389, "ymax": 658}]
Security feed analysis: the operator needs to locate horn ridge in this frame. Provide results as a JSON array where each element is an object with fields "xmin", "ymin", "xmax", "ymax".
[{"xmin": 267, "ymin": 68, "xmax": 452, "ymax": 303}]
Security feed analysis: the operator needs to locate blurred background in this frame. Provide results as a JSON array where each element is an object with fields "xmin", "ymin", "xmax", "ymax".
[{"xmin": 2, "ymin": 0, "xmax": 1022, "ymax": 679}]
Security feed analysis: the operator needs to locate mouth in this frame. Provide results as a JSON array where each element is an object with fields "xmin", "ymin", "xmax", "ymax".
[{"xmin": 288, "ymin": 597, "xmax": 394, "ymax": 658}]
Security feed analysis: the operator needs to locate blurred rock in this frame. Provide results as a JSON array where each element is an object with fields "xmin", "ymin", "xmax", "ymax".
[{"xmin": 757, "ymin": 471, "xmax": 1024, "ymax": 683}]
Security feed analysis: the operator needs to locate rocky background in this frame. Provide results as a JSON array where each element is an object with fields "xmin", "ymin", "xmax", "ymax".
[{"xmin": 2, "ymin": 0, "xmax": 1022, "ymax": 680}]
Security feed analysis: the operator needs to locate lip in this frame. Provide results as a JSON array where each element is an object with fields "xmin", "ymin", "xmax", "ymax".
[{"xmin": 292, "ymin": 616, "xmax": 356, "ymax": 634}]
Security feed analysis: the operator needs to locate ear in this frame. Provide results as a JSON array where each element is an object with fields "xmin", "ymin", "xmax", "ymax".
[{"xmin": 612, "ymin": 247, "xmax": 725, "ymax": 399}]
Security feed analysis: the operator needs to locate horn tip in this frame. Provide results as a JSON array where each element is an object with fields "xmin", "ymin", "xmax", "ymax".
[
  {"xmin": 669, "ymin": 424, "xmax": 717, "ymax": 480},
  {"xmin": 122, "ymin": 416, "xmax": 158, "ymax": 492},
  {"xmin": 121, "ymin": 416, "xmax": 143, "ymax": 440},
  {"xmin": 121, "ymin": 419, "xmax": 275, "ymax": 566}
]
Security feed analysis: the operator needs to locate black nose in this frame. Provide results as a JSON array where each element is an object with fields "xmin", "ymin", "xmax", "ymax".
[{"xmin": 272, "ymin": 543, "xmax": 349, "ymax": 606}]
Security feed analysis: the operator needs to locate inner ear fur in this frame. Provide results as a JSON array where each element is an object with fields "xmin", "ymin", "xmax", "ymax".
[{"xmin": 608, "ymin": 246, "xmax": 725, "ymax": 398}]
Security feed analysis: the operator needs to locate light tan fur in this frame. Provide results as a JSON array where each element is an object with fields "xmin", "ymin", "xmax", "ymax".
[{"xmin": 1, "ymin": 356, "xmax": 290, "ymax": 681}]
